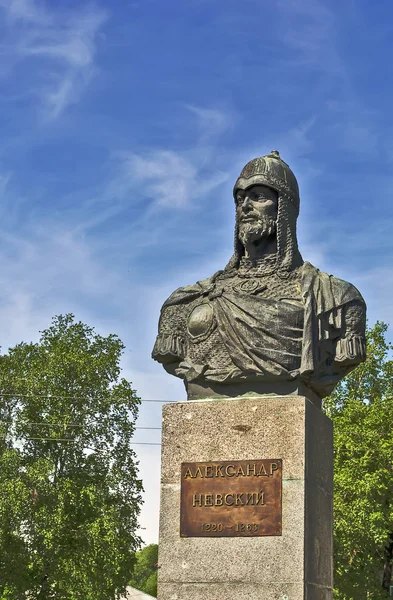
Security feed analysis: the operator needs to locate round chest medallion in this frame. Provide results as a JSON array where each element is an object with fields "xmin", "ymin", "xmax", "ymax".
[
  {"xmin": 239, "ymin": 279, "xmax": 259, "ymax": 293},
  {"xmin": 187, "ymin": 303, "xmax": 215, "ymax": 339}
]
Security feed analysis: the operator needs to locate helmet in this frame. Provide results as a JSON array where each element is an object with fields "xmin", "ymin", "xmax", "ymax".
[{"xmin": 233, "ymin": 150, "xmax": 300, "ymax": 215}]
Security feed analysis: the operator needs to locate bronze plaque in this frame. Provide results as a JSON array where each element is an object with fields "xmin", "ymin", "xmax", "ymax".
[{"xmin": 180, "ymin": 459, "xmax": 282, "ymax": 537}]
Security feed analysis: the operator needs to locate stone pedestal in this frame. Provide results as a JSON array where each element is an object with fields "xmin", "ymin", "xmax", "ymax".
[{"xmin": 157, "ymin": 396, "xmax": 333, "ymax": 600}]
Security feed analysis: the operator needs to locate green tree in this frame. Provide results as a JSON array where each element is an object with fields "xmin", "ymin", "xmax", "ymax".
[
  {"xmin": 129, "ymin": 544, "xmax": 158, "ymax": 597},
  {"xmin": 324, "ymin": 322, "xmax": 393, "ymax": 599},
  {"xmin": 0, "ymin": 314, "xmax": 143, "ymax": 600}
]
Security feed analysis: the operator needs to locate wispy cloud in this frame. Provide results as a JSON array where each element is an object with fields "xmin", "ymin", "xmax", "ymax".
[
  {"xmin": 356, "ymin": 266, "xmax": 393, "ymax": 327},
  {"xmin": 119, "ymin": 150, "xmax": 199, "ymax": 208},
  {"xmin": 186, "ymin": 104, "xmax": 234, "ymax": 143},
  {"xmin": 119, "ymin": 149, "xmax": 228, "ymax": 209},
  {"xmin": 95, "ymin": 106, "xmax": 233, "ymax": 211},
  {"xmin": 276, "ymin": 0, "xmax": 343, "ymax": 76},
  {"xmin": 0, "ymin": 181, "xmax": 126, "ymax": 351},
  {"xmin": 0, "ymin": 0, "xmax": 107, "ymax": 119},
  {"xmin": 0, "ymin": 171, "xmax": 12, "ymax": 197},
  {"xmin": 326, "ymin": 101, "xmax": 379, "ymax": 156},
  {"xmin": 4, "ymin": 0, "xmax": 49, "ymax": 24},
  {"xmin": 274, "ymin": 0, "xmax": 380, "ymax": 159}
]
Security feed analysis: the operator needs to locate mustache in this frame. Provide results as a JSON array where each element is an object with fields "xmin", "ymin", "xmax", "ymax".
[
  {"xmin": 239, "ymin": 213, "xmax": 261, "ymax": 221},
  {"xmin": 239, "ymin": 214, "xmax": 277, "ymax": 225}
]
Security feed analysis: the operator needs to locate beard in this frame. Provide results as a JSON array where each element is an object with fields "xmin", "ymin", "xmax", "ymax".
[{"xmin": 238, "ymin": 215, "xmax": 277, "ymax": 247}]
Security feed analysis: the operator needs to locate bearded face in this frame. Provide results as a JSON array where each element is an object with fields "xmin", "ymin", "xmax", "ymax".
[
  {"xmin": 235, "ymin": 184, "xmax": 278, "ymax": 247},
  {"xmin": 238, "ymin": 213, "xmax": 276, "ymax": 246}
]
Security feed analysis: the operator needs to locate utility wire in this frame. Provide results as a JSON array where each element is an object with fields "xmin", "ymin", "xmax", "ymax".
[
  {"xmin": 131, "ymin": 442, "xmax": 161, "ymax": 446},
  {"xmin": 0, "ymin": 393, "xmax": 178, "ymax": 402},
  {"xmin": 0, "ymin": 422, "xmax": 161, "ymax": 430},
  {"xmin": 0, "ymin": 392, "xmax": 165, "ymax": 444},
  {"xmin": 0, "ymin": 435, "xmax": 162, "ymax": 446},
  {"xmin": 24, "ymin": 438, "xmax": 77, "ymax": 442}
]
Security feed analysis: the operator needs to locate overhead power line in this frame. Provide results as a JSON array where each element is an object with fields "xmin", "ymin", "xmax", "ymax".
[
  {"xmin": 131, "ymin": 442, "xmax": 161, "ymax": 446},
  {"xmin": 0, "ymin": 434, "xmax": 162, "ymax": 446},
  {"xmin": 0, "ymin": 393, "xmax": 166, "ymax": 445},
  {"xmin": 0, "ymin": 422, "xmax": 161, "ymax": 430},
  {"xmin": 0, "ymin": 393, "xmax": 179, "ymax": 402}
]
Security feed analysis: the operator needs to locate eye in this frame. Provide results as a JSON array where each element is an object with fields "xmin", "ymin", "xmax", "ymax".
[
  {"xmin": 236, "ymin": 194, "xmax": 244, "ymax": 203},
  {"xmin": 256, "ymin": 193, "xmax": 267, "ymax": 201}
]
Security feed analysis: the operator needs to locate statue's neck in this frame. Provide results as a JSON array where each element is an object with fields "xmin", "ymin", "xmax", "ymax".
[{"xmin": 243, "ymin": 236, "xmax": 277, "ymax": 262}]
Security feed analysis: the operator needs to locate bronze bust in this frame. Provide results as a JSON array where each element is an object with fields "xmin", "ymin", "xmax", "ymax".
[{"xmin": 152, "ymin": 151, "xmax": 366, "ymax": 405}]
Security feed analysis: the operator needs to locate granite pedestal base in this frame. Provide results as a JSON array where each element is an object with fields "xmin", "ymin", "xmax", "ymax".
[{"xmin": 157, "ymin": 396, "xmax": 333, "ymax": 600}]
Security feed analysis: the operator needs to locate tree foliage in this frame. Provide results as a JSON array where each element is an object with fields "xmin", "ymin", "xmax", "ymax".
[
  {"xmin": 129, "ymin": 544, "xmax": 158, "ymax": 597},
  {"xmin": 324, "ymin": 322, "xmax": 393, "ymax": 599},
  {"xmin": 0, "ymin": 314, "xmax": 143, "ymax": 600}
]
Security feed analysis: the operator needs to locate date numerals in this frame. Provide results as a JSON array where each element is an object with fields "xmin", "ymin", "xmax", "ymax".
[
  {"xmin": 201, "ymin": 523, "xmax": 223, "ymax": 532},
  {"xmin": 235, "ymin": 523, "xmax": 258, "ymax": 532},
  {"xmin": 201, "ymin": 522, "xmax": 259, "ymax": 533}
]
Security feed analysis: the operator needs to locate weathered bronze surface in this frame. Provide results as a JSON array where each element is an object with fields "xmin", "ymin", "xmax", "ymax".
[
  {"xmin": 152, "ymin": 150, "xmax": 367, "ymax": 403},
  {"xmin": 180, "ymin": 459, "xmax": 282, "ymax": 537}
]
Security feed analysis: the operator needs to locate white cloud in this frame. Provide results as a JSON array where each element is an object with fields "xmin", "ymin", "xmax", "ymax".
[
  {"xmin": 124, "ymin": 150, "xmax": 197, "ymax": 208},
  {"xmin": 283, "ymin": 117, "xmax": 318, "ymax": 154},
  {"xmin": 43, "ymin": 68, "xmax": 95, "ymax": 120},
  {"xmin": 0, "ymin": 0, "xmax": 107, "ymax": 119},
  {"xmin": 108, "ymin": 106, "xmax": 232, "ymax": 210},
  {"xmin": 0, "ymin": 172, "xmax": 12, "ymax": 197},
  {"xmin": 5, "ymin": 0, "xmax": 50, "ymax": 25},
  {"xmin": 356, "ymin": 267, "xmax": 393, "ymax": 327},
  {"xmin": 186, "ymin": 104, "xmax": 234, "ymax": 142},
  {"xmin": 326, "ymin": 102, "xmax": 379, "ymax": 156},
  {"xmin": 275, "ymin": 0, "xmax": 380, "ymax": 159},
  {"xmin": 0, "ymin": 220, "xmax": 123, "ymax": 351},
  {"xmin": 276, "ymin": 0, "xmax": 344, "ymax": 77},
  {"xmin": 119, "ymin": 149, "xmax": 228, "ymax": 209}
]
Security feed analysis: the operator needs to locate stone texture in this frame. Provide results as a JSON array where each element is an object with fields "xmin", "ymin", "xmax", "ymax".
[
  {"xmin": 158, "ymin": 582, "xmax": 304, "ymax": 600},
  {"xmin": 157, "ymin": 396, "xmax": 333, "ymax": 600}
]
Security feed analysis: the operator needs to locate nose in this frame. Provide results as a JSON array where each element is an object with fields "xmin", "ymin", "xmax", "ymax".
[{"xmin": 241, "ymin": 195, "xmax": 252, "ymax": 211}]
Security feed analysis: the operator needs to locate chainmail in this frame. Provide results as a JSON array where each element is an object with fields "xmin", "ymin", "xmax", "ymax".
[
  {"xmin": 187, "ymin": 327, "xmax": 234, "ymax": 368},
  {"xmin": 216, "ymin": 262, "xmax": 303, "ymax": 301},
  {"xmin": 344, "ymin": 301, "xmax": 366, "ymax": 338},
  {"xmin": 158, "ymin": 303, "xmax": 189, "ymax": 336}
]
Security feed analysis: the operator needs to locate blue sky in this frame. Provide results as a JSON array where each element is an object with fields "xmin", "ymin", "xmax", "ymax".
[{"xmin": 0, "ymin": 0, "xmax": 393, "ymax": 544}]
